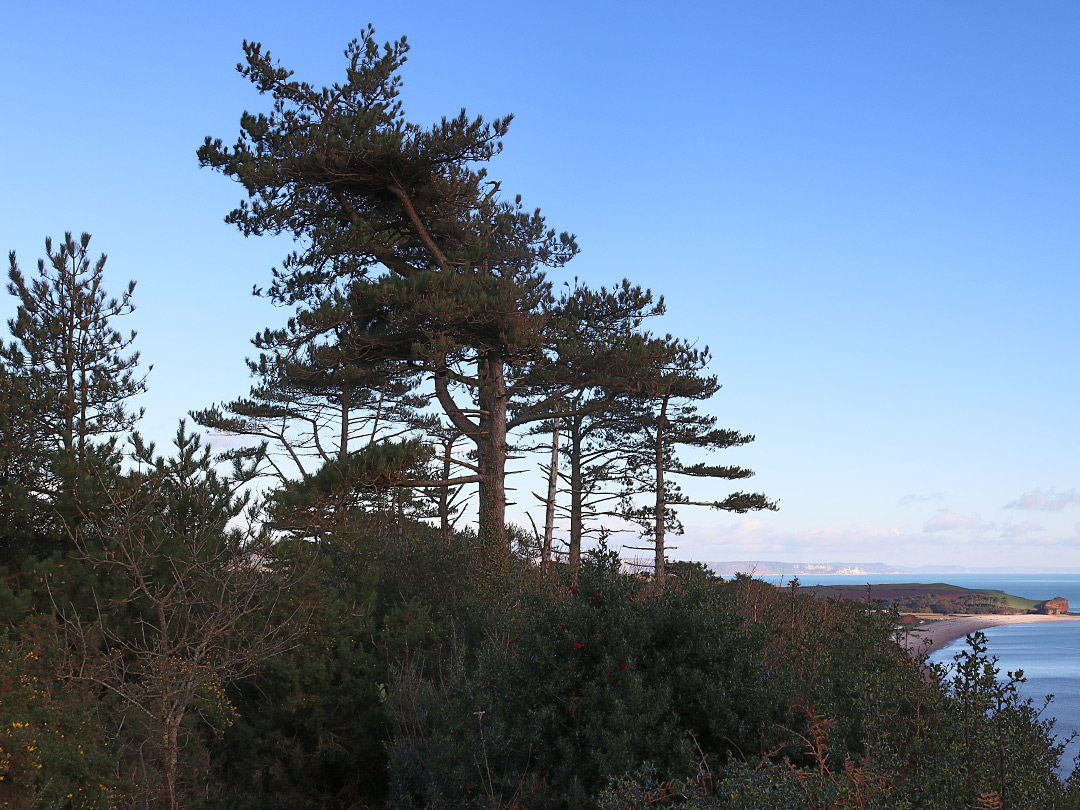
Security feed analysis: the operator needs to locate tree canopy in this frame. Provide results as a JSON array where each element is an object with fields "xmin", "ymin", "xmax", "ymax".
[
  {"xmin": 198, "ymin": 31, "xmax": 772, "ymax": 566},
  {"xmin": 198, "ymin": 31, "xmax": 582, "ymax": 553}
]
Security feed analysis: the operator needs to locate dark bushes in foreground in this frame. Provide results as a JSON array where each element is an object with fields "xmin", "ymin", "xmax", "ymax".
[
  {"xmin": 4, "ymin": 524, "xmax": 1077, "ymax": 809},
  {"xmin": 388, "ymin": 549, "xmax": 778, "ymax": 809},
  {"xmin": 385, "ymin": 548, "xmax": 1076, "ymax": 810}
]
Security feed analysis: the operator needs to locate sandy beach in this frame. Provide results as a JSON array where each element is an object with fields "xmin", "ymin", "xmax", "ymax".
[{"xmin": 900, "ymin": 613, "xmax": 1080, "ymax": 657}]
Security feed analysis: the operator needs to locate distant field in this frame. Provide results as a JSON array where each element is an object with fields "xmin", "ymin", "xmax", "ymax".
[{"xmin": 797, "ymin": 582, "xmax": 1049, "ymax": 614}]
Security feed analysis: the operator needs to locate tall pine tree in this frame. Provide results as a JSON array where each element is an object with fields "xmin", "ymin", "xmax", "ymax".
[
  {"xmin": 615, "ymin": 340, "xmax": 776, "ymax": 584},
  {"xmin": 199, "ymin": 30, "xmax": 576, "ymax": 553}
]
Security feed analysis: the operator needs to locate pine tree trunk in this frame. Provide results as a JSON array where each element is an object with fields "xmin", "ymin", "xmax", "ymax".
[
  {"xmin": 477, "ymin": 352, "xmax": 508, "ymax": 556},
  {"xmin": 569, "ymin": 415, "xmax": 583, "ymax": 570},
  {"xmin": 541, "ymin": 412, "xmax": 559, "ymax": 570},
  {"xmin": 654, "ymin": 395, "xmax": 669, "ymax": 586},
  {"xmin": 335, "ymin": 384, "xmax": 353, "ymax": 532},
  {"xmin": 439, "ymin": 437, "xmax": 453, "ymax": 544},
  {"xmin": 339, "ymin": 384, "xmax": 352, "ymax": 460}
]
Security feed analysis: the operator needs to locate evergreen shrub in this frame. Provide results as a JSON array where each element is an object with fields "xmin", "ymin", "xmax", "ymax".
[{"xmin": 388, "ymin": 548, "xmax": 781, "ymax": 810}]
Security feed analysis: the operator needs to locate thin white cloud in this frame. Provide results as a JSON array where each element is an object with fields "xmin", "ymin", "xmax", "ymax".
[
  {"xmin": 684, "ymin": 518, "xmax": 906, "ymax": 561},
  {"xmin": 1001, "ymin": 521, "xmax": 1044, "ymax": 541},
  {"xmin": 205, "ymin": 431, "xmax": 258, "ymax": 451},
  {"xmin": 1005, "ymin": 488, "xmax": 1080, "ymax": 512},
  {"xmin": 923, "ymin": 510, "xmax": 982, "ymax": 533},
  {"xmin": 674, "ymin": 514, "xmax": 1080, "ymax": 569},
  {"xmin": 898, "ymin": 492, "xmax": 944, "ymax": 506}
]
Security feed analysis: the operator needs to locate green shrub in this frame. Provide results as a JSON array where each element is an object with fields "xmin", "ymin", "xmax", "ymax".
[
  {"xmin": 0, "ymin": 629, "xmax": 119, "ymax": 810},
  {"xmin": 388, "ymin": 550, "xmax": 781, "ymax": 810},
  {"xmin": 205, "ymin": 519, "xmax": 506, "ymax": 810},
  {"xmin": 599, "ymin": 631, "xmax": 1077, "ymax": 810}
]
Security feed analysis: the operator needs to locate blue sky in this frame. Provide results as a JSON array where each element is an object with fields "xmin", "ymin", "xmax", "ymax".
[{"xmin": 3, "ymin": 1, "xmax": 1078, "ymax": 569}]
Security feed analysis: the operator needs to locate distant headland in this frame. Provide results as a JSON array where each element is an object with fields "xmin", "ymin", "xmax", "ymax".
[
  {"xmin": 696, "ymin": 560, "xmax": 1080, "ymax": 577},
  {"xmin": 687, "ymin": 561, "xmax": 1073, "ymax": 617},
  {"xmin": 796, "ymin": 582, "xmax": 1069, "ymax": 616},
  {"xmin": 702, "ymin": 561, "xmax": 907, "ymax": 577}
]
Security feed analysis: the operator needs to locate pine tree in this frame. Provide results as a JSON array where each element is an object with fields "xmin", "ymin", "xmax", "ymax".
[
  {"xmin": 199, "ymin": 30, "xmax": 576, "ymax": 554},
  {"xmin": 2, "ymin": 232, "xmax": 146, "ymax": 543},
  {"xmin": 615, "ymin": 340, "xmax": 776, "ymax": 584},
  {"xmin": 517, "ymin": 280, "xmax": 665, "ymax": 569}
]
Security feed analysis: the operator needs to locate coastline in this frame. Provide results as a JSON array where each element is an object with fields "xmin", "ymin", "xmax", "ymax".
[{"xmin": 900, "ymin": 613, "xmax": 1080, "ymax": 657}]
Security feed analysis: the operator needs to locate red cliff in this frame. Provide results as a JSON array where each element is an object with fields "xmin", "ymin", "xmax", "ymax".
[{"xmin": 1037, "ymin": 597, "xmax": 1069, "ymax": 615}]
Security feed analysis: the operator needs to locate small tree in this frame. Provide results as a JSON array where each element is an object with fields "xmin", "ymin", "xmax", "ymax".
[
  {"xmin": 419, "ymin": 423, "xmax": 474, "ymax": 543},
  {"xmin": 51, "ymin": 423, "xmax": 303, "ymax": 810},
  {"xmin": 3, "ymin": 232, "xmax": 146, "ymax": 529},
  {"xmin": 616, "ymin": 340, "xmax": 775, "ymax": 584},
  {"xmin": 193, "ymin": 297, "xmax": 428, "ymax": 483},
  {"xmin": 194, "ymin": 288, "xmax": 456, "ymax": 546}
]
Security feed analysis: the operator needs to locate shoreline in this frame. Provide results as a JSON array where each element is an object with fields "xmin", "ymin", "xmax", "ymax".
[{"xmin": 900, "ymin": 613, "xmax": 1080, "ymax": 657}]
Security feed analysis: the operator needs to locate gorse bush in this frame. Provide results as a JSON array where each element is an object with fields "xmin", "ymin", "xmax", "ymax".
[
  {"xmin": 0, "ymin": 628, "xmax": 119, "ymax": 810},
  {"xmin": 386, "ymin": 558, "xmax": 1078, "ymax": 810},
  {"xmin": 389, "ymin": 551, "xmax": 793, "ymax": 809}
]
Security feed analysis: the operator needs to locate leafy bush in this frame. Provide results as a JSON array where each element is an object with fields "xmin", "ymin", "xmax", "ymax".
[
  {"xmin": 205, "ymin": 519, "xmax": 507, "ymax": 810},
  {"xmin": 204, "ymin": 569, "xmax": 388, "ymax": 810},
  {"xmin": 0, "ymin": 628, "xmax": 119, "ymax": 810},
  {"xmin": 917, "ymin": 632, "xmax": 1072, "ymax": 808},
  {"xmin": 600, "ymin": 631, "xmax": 1077, "ymax": 810},
  {"xmin": 388, "ymin": 549, "xmax": 781, "ymax": 810}
]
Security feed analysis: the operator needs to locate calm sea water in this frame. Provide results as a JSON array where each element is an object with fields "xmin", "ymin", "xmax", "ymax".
[
  {"xmin": 930, "ymin": 621, "xmax": 1080, "ymax": 776},
  {"xmin": 761, "ymin": 573, "xmax": 1080, "ymax": 776}
]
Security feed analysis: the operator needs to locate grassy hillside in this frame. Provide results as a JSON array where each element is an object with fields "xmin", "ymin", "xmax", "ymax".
[{"xmin": 797, "ymin": 582, "xmax": 1046, "ymax": 614}]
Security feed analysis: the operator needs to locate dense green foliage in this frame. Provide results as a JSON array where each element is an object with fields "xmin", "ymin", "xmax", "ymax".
[
  {"xmin": 385, "ymin": 561, "xmax": 1078, "ymax": 810},
  {"xmin": 388, "ymin": 552, "xmax": 775, "ymax": 809},
  {"xmin": 6, "ymin": 513, "xmax": 1079, "ymax": 809}
]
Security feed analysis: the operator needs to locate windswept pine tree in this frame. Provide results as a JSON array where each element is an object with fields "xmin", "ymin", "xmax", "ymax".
[
  {"xmin": 615, "ymin": 339, "xmax": 776, "ymax": 583},
  {"xmin": 516, "ymin": 280, "xmax": 667, "ymax": 568},
  {"xmin": 199, "ymin": 30, "xmax": 577, "ymax": 554},
  {"xmin": 199, "ymin": 28, "xmax": 775, "ymax": 567}
]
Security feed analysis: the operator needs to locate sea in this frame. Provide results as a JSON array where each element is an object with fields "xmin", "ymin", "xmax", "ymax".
[{"xmin": 759, "ymin": 573, "xmax": 1080, "ymax": 777}]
